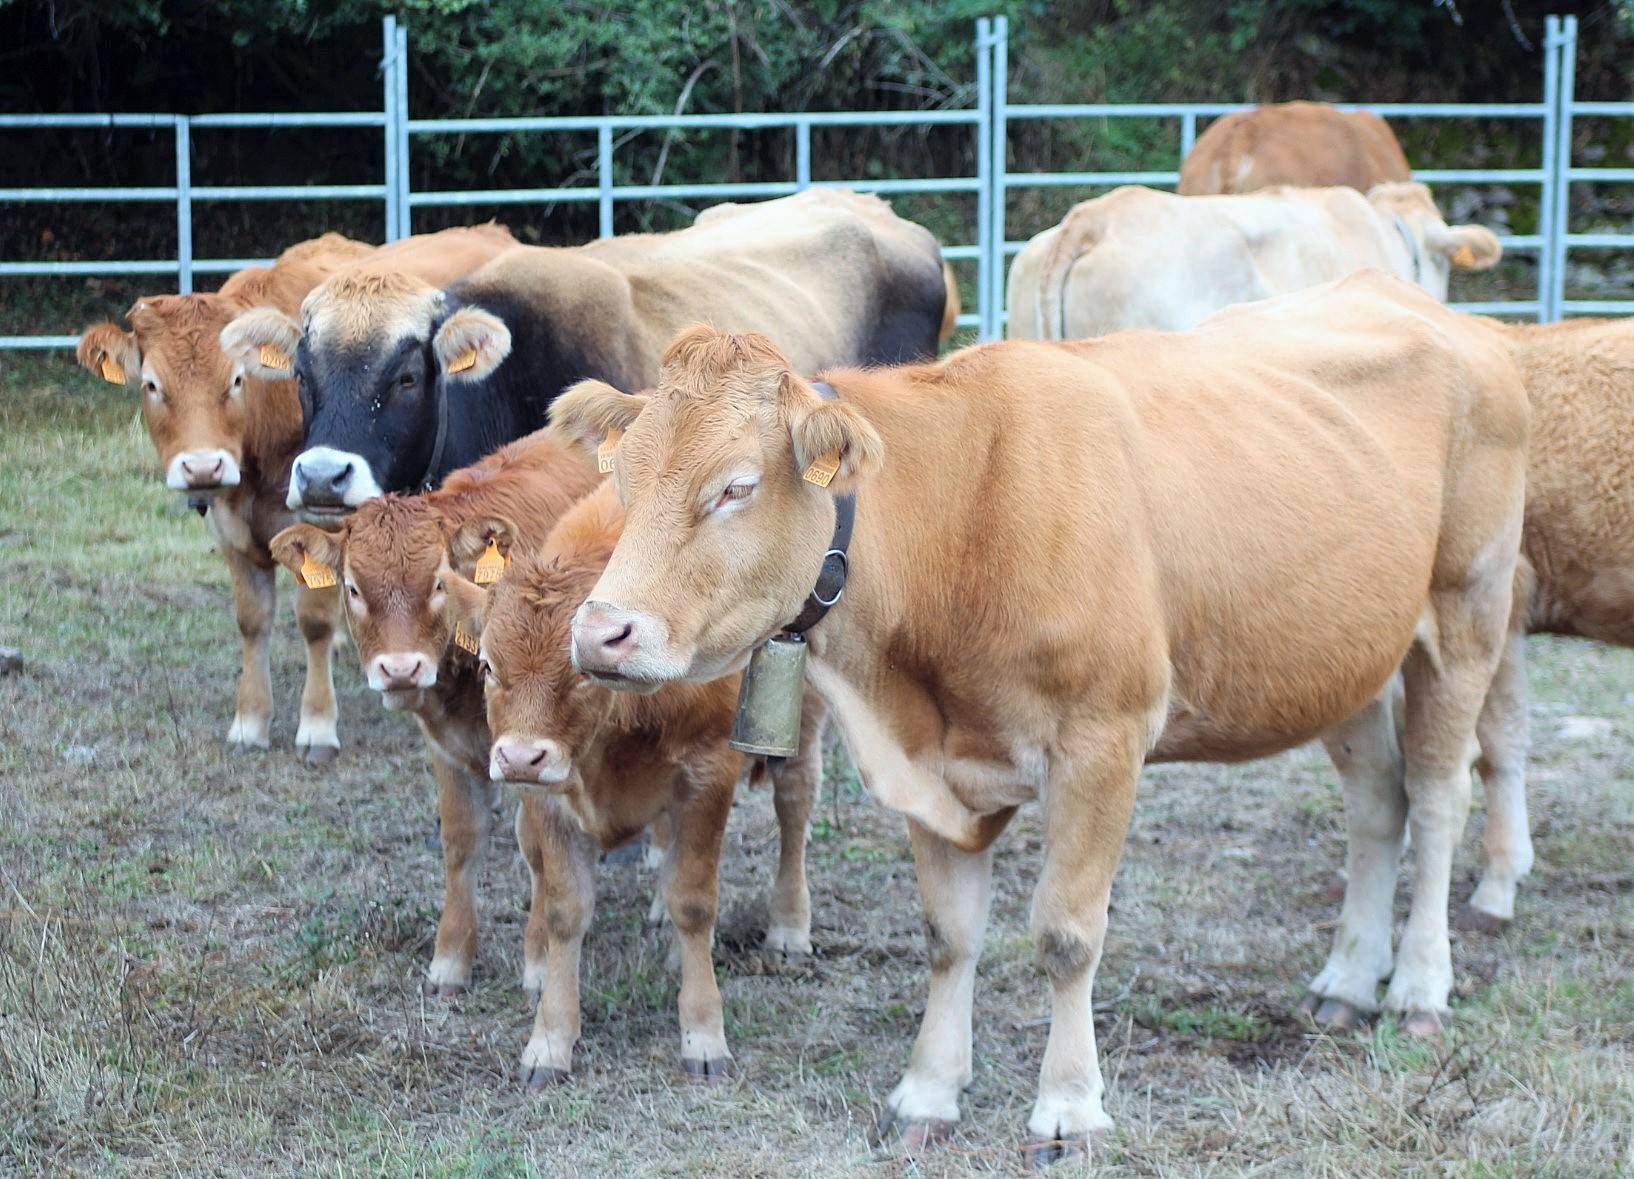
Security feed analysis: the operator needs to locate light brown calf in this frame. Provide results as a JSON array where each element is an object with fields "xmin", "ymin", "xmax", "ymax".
[
  {"xmin": 443, "ymin": 481, "xmax": 823, "ymax": 1084},
  {"xmin": 552, "ymin": 272, "xmax": 1528, "ymax": 1158},
  {"xmin": 1179, "ymin": 100, "xmax": 1413, "ymax": 195},
  {"xmin": 1454, "ymin": 316, "xmax": 1634, "ymax": 928},
  {"xmin": 78, "ymin": 233, "xmax": 373, "ymax": 759},
  {"xmin": 270, "ymin": 429, "xmax": 600, "ymax": 998}
]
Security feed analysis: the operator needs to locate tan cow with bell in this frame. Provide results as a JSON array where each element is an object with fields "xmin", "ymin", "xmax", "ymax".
[
  {"xmin": 1008, "ymin": 182, "xmax": 1500, "ymax": 340},
  {"xmin": 78, "ymin": 233, "xmax": 372, "ymax": 759},
  {"xmin": 441, "ymin": 481, "xmax": 824, "ymax": 1084},
  {"xmin": 550, "ymin": 271, "xmax": 1528, "ymax": 1159},
  {"xmin": 270, "ymin": 428, "xmax": 599, "ymax": 999},
  {"xmin": 1179, "ymin": 100, "xmax": 1413, "ymax": 195}
]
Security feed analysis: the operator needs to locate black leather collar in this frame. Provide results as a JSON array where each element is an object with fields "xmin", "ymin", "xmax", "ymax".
[{"xmin": 782, "ymin": 380, "xmax": 854, "ymax": 637}]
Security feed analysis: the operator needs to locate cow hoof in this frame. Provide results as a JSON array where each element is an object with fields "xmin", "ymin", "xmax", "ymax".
[
  {"xmin": 300, "ymin": 743, "xmax": 338, "ymax": 765},
  {"xmin": 1454, "ymin": 904, "xmax": 1507, "ymax": 934},
  {"xmin": 878, "ymin": 1113, "xmax": 954, "ymax": 1152},
  {"xmin": 1315, "ymin": 998, "xmax": 1363, "ymax": 1032},
  {"xmin": 681, "ymin": 1055, "xmax": 736, "ymax": 1082},
  {"xmin": 1322, "ymin": 872, "xmax": 1348, "ymax": 901},
  {"xmin": 1401, "ymin": 1009, "xmax": 1446, "ymax": 1038},
  {"xmin": 421, "ymin": 978, "xmax": 466, "ymax": 1000},
  {"xmin": 522, "ymin": 1063, "xmax": 571, "ymax": 1090},
  {"xmin": 1021, "ymin": 1136, "xmax": 1091, "ymax": 1169}
]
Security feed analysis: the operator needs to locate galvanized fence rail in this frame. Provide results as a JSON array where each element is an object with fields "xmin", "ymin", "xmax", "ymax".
[{"xmin": 2, "ymin": 12, "xmax": 1621, "ymax": 350}]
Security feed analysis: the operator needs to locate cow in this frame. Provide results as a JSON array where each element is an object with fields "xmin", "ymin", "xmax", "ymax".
[
  {"xmin": 1453, "ymin": 316, "xmax": 1634, "ymax": 931},
  {"xmin": 440, "ymin": 480, "xmax": 824, "ymax": 1084},
  {"xmin": 1008, "ymin": 182, "xmax": 1501, "ymax": 340},
  {"xmin": 549, "ymin": 271, "xmax": 1529, "ymax": 1159},
  {"xmin": 219, "ymin": 188, "xmax": 954, "ymax": 517},
  {"xmin": 1178, "ymin": 100, "xmax": 1413, "ymax": 195},
  {"xmin": 268, "ymin": 428, "xmax": 601, "ymax": 1000},
  {"xmin": 77, "ymin": 233, "xmax": 372, "ymax": 760},
  {"xmin": 76, "ymin": 225, "xmax": 518, "ymax": 759}
]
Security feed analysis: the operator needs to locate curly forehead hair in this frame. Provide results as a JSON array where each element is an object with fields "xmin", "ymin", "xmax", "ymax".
[{"xmin": 344, "ymin": 494, "xmax": 449, "ymax": 577}]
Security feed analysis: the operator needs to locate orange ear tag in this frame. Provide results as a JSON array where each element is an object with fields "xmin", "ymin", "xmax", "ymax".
[
  {"xmin": 597, "ymin": 428, "xmax": 624, "ymax": 475},
  {"xmin": 473, "ymin": 538, "xmax": 507, "ymax": 585},
  {"xmin": 801, "ymin": 452, "xmax": 841, "ymax": 488},
  {"xmin": 1451, "ymin": 243, "xmax": 1477, "ymax": 268},
  {"xmin": 99, "ymin": 357, "xmax": 127, "ymax": 384},
  {"xmin": 446, "ymin": 348, "xmax": 478, "ymax": 375},
  {"xmin": 299, "ymin": 552, "xmax": 336, "ymax": 589},
  {"xmin": 258, "ymin": 343, "xmax": 291, "ymax": 374},
  {"xmin": 453, "ymin": 620, "xmax": 481, "ymax": 655}
]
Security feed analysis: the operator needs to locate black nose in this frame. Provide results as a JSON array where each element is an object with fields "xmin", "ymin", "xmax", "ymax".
[{"xmin": 296, "ymin": 458, "xmax": 353, "ymax": 506}]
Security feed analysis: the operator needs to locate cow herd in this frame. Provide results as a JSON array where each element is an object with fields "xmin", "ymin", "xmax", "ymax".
[{"xmin": 71, "ymin": 103, "xmax": 1634, "ymax": 1161}]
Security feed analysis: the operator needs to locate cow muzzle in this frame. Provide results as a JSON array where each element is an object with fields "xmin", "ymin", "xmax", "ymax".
[
  {"xmin": 166, "ymin": 449, "xmax": 241, "ymax": 493},
  {"xmin": 490, "ymin": 736, "xmax": 571, "ymax": 788},
  {"xmin": 570, "ymin": 600, "xmax": 679, "ymax": 692},
  {"xmin": 367, "ymin": 652, "xmax": 437, "ymax": 695},
  {"xmin": 289, "ymin": 446, "xmax": 383, "ymax": 516}
]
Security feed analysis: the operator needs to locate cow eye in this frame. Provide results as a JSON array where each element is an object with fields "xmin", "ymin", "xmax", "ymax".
[
  {"xmin": 713, "ymin": 477, "xmax": 758, "ymax": 512},
  {"xmin": 398, "ymin": 371, "xmax": 416, "ymax": 389},
  {"xmin": 143, "ymin": 380, "xmax": 163, "ymax": 403},
  {"xmin": 345, "ymin": 582, "xmax": 361, "ymax": 600},
  {"xmin": 478, "ymin": 659, "xmax": 494, "ymax": 683}
]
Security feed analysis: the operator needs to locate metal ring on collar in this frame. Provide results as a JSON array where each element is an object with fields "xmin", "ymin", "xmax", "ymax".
[{"xmin": 812, "ymin": 549, "xmax": 848, "ymax": 607}]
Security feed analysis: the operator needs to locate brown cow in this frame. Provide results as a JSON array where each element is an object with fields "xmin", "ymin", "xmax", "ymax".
[
  {"xmin": 78, "ymin": 233, "xmax": 372, "ymax": 759},
  {"xmin": 1178, "ymin": 100, "xmax": 1413, "ymax": 195},
  {"xmin": 269, "ymin": 428, "xmax": 599, "ymax": 999},
  {"xmin": 1452, "ymin": 316, "xmax": 1634, "ymax": 930},
  {"xmin": 442, "ymin": 480, "xmax": 823, "ymax": 1083},
  {"xmin": 551, "ymin": 272, "xmax": 1527, "ymax": 1157}
]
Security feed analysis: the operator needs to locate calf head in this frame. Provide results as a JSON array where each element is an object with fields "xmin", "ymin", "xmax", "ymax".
[
  {"xmin": 552, "ymin": 325, "xmax": 883, "ymax": 689},
  {"xmin": 1367, "ymin": 181, "xmax": 1502, "ymax": 300},
  {"xmin": 270, "ymin": 497, "xmax": 516, "ymax": 709},
  {"xmin": 222, "ymin": 272, "xmax": 511, "ymax": 517},
  {"xmin": 78, "ymin": 295, "xmax": 261, "ymax": 496}
]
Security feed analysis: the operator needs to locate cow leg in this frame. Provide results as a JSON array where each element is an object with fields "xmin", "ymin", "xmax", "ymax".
[
  {"xmin": 646, "ymin": 809, "xmax": 674, "ymax": 929},
  {"xmin": 516, "ymin": 798, "xmax": 548, "ymax": 1002},
  {"xmin": 518, "ymin": 796, "xmax": 596, "ymax": 1088},
  {"xmin": 667, "ymin": 759, "xmax": 736, "ymax": 1080},
  {"xmin": 292, "ymin": 581, "xmax": 341, "ymax": 763},
  {"xmin": 1307, "ymin": 690, "xmax": 1406, "ymax": 1026},
  {"xmin": 223, "ymin": 548, "xmax": 274, "ymax": 750},
  {"xmin": 765, "ymin": 694, "xmax": 825, "ymax": 960},
  {"xmin": 425, "ymin": 754, "xmax": 490, "ymax": 997},
  {"xmin": 880, "ymin": 819, "xmax": 995, "ymax": 1147},
  {"xmin": 1387, "ymin": 582, "xmax": 1511, "ymax": 1034},
  {"xmin": 1022, "ymin": 719, "xmax": 1142, "ymax": 1164},
  {"xmin": 1463, "ymin": 631, "xmax": 1533, "ymax": 929}
]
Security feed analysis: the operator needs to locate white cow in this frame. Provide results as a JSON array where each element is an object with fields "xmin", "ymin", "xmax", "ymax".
[{"xmin": 1008, "ymin": 181, "xmax": 1501, "ymax": 340}]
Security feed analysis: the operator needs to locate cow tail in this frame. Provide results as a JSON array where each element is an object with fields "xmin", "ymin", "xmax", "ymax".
[
  {"xmin": 1037, "ymin": 205, "xmax": 1102, "ymax": 341},
  {"xmin": 939, "ymin": 261, "xmax": 961, "ymax": 343}
]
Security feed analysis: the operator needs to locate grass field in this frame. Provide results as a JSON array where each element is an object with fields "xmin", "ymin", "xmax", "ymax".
[{"xmin": 2, "ymin": 355, "xmax": 1631, "ymax": 1177}]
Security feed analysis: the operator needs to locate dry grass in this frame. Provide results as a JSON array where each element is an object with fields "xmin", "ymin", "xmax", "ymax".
[{"xmin": 2, "ymin": 354, "xmax": 1631, "ymax": 1178}]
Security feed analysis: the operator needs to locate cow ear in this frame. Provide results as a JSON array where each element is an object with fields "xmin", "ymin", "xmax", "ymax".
[
  {"xmin": 449, "ymin": 514, "xmax": 522, "ymax": 580},
  {"xmin": 550, "ymin": 379, "xmax": 650, "ymax": 461},
  {"xmin": 221, "ymin": 307, "xmax": 301, "ymax": 379},
  {"xmin": 1432, "ymin": 224, "xmax": 1502, "ymax": 271},
  {"xmin": 77, "ymin": 322, "xmax": 139, "ymax": 386},
  {"xmin": 442, "ymin": 571, "xmax": 490, "ymax": 645},
  {"xmin": 783, "ymin": 375, "xmax": 884, "ymax": 495},
  {"xmin": 434, "ymin": 307, "xmax": 512, "ymax": 382},
  {"xmin": 269, "ymin": 523, "xmax": 344, "ymax": 582}
]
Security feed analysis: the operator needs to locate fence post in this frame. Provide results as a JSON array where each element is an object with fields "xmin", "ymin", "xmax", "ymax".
[
  {"xmin": 1547, "ymin": 14, "xmax": 1578, "ymax": 321},
  {"xmin": 795, "ymin": 121, "xmax": 812, "ymax": 190},
  {"xmin": 975, "ymin": 18, "xmax": 992, "ymax": 340},
  {"xmin": 1180, "ymin": 111, "xmax": 1197, "ymax": 165},
  {"xmin": 395, "ymin": 22, "xmax": 411, "ymax": 237},
  {"xmin": 382, "ymin": 15, "xmax": 399, "ymax": 241},
  {"xmin": 987, "ymin": 16, "xmax": 1009, "ymax": 340},
  {"xmin": 175, "ymin": 117, "xmax": 193, "ymax": 294},
  {"xmin": 598, "ymin": 125, "xmax": 615, "ymax": 237},
  {"xmin": 1538, "ymin": 15, "xmax": 1558, "ymax": 323}
]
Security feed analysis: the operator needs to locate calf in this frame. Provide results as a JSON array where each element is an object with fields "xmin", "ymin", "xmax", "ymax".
[
  {"xmin": 442, "ymin": 481, "xmax": 823, "ymax": 1084},
  {"xmin": 1179, "ymin": 100, "xmax": 1413, "ymax": 195},
  {"xmin": 269, "ymin": 429, "xmax": 600, "ymax": 998},
  {"xmin": 1455, "ymin": 316, "xmax": 1634, "ymax": 929},
  {"xmin": 78, "ymin": 233, "xmax": 372, "ymax": 759},
  {"xmin": 1009, "ymin": 181, "xmax": 1500, "ymax": 339},
  {"xmin": 552, "ymin": 273, "xmax": 1527, "ymax": 1158},
  {"xmin": 221, "ymin": 189, "xmax": 953, "ymax": 514}
]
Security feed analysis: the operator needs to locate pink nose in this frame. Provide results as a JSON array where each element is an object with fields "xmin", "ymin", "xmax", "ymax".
[
  {"xmin": 374, "ymin": 653, "xmax": 428, "ymax": 691},
  {"xmin": 180, "ymin": 455, "xmax": 224, "ymax": 488},
  {"xmin": 573, "ymin": 601, "xmax": 641, "ymax": 674},
  {"xmin": 491, "ymin": 737, "xmax": 567, "ymax": 785}
]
